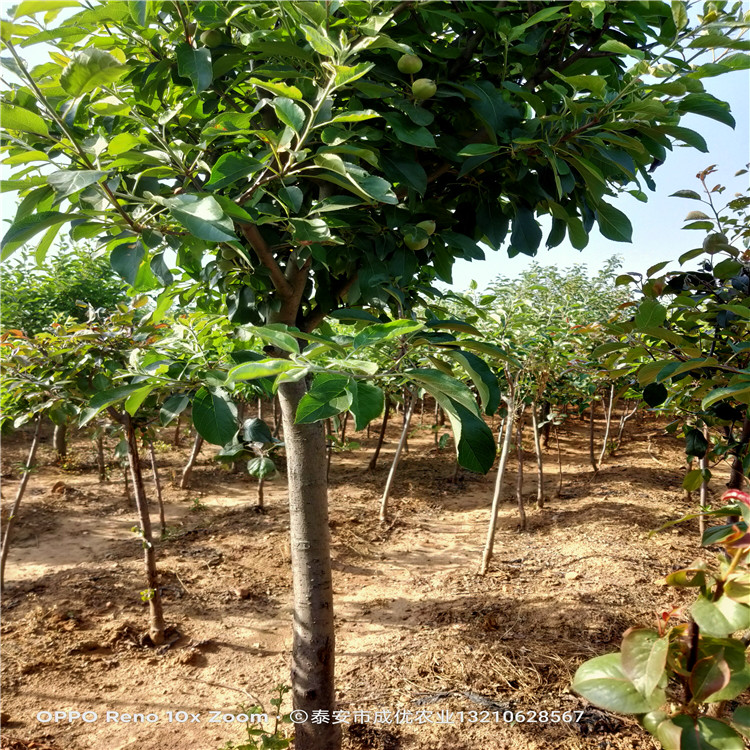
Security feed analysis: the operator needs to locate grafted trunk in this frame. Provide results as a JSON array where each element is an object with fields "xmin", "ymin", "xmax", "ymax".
[
  {"xmin": 368, "ymin": 400, "xmax": 389, "ymax": 472},
  {"xmin": 180, "ymin": 433, "xmax": 203, "ymax": 489},
  {"xmin": 530, "ymin": 401, "xmax": 544, "ymax": 509},
  {"xmin": 480, "ymin": 400, "xmax": 515, "ymax": 575},
  {"xmin": 233, "ymin": 402, "xmax": 247, "ymax": 474},
  {"xmin": 379, "ymin": 395, "xmax": 415, "ymax": 523},
  {"xmin": 339, "ymin": 411, "xmax": 349, "ymax": 444},
  {"xmin": 173, "ymin": 414, "xmax": 182, "ymax": 447},
  {"xmin": 699, "ymin": 426, "xmax": 710, "ymax": 537},
  {"xmin": 124, "ymin": 415, "xmax": 165, "ymax": 645},
  {"xmin": 148, "ymin": 440, "xmax": 167, "ymax": 537},
  {"xmin": 540, "ymin": 401, "xmax": 552, "ymax": 449},
  {"xmin": 1, "ymin": 416, "xmax": 42, "ymax": 592},
  {"xmin": 554, "ymin": 425, "xmax": 563, "ymax": 498},
  {"xmin": 53, "ymin": 423, "xmax": 67, "ymax": 461},
  {"xmin": 257, "ymin": 477, "xmax": 265, "ymax": 509},
  {"xmin": 277, "ymin": 378, "xmax": 339, "ymax": 750}
]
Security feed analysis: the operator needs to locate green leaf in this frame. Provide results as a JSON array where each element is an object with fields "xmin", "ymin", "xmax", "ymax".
[
  {"xmin": 702, "ymin": 383, "xmax": 750, "ymax": 411},
  {"xmin": 572, "ymin": 653, "xmax": 666, "ymax": 714},
  {"xmin": 14, "ymin": 1, "xmax": 81, "ymax": 17},
  {"xmin": 110, "ymin": 240, "xmax": 144, "ymax": 286},
  {"xmin": 596, "ymin": 201, "xmax": 633, "ymax": 242},
  {"xmin": 672, "ymin": 715, "xmax": 746, "ymax": 750},
  {"xmin": 352, "ymin": 320, "xmax": 423, "ymax": 350},
  {"xmin": 164, "ymin": 194, "xmax": 236, "ymax": 242},
  {"xmin": 678, "ymin": 93, "xmax": 735, "ymax": 129},
  {"xmin": 247, "ymin": 456, "xmax": 276, "ymax": 479},
  {"xmin": 732, "ymin": 706, "xmax": 750, "ymax": 739},
  {"xmin": 48, "ymin": 169, "xmax": 106, "ymax": 199},
  {"xmin": 683, "ymin": 469, "xmax": 705, "ymax": 492},
  {"xmin": 1, "ymin": 210, "xmax": 74, "ymax": 260},
  {"xmin": 124, "ymin": 384, "xmax": 154, "ymax": 416},
  {"xmin": 598, "ymin": 39, "xmax": 644, "ymax": 60},
  {"xmin": 349, "ymin": 381, "xmax": 384, "ymax": 431},
  {"xmin": 272, "ymin": 97, "xmax": 306, "ymax": 134},
  {"xmin": 176, "ymin": 42, "xmax": 212, "ymax": 93},
  {"xmin": 202, "ymin": 112, "xmax": 259, "ymax": 140},
  {"xmin": 635, "ymin": 299, "xmax": 667, "ymax": 328},
  {"xmin": 445, "ymin": 350, "xmax": 500, "ymax": 416},
  {"xmin": 301, "ymin": 24, "xmax": 338, "ymax": 56},
  {"xmin": 249, "ymin": 77, "xmax": 303, "ymax": 100},
  {"xmin": 160, "ymin": 393, "xmax": 189, "ymax": 426},
  {"xmin": 228, "ymin": 359, "xmax": 297, "ymax": 381},
  {"xmin": 458, "ymin": 144, "xmax": 500, "ymax": 157},
  {"xmin": 689, "ymin": 655, "xmax": 731, "ymax": 703},
  {"xmin": 621, "ymin": 628, "xmax": 668, "ymax": 699},
  {"xmin": 79, "ymin": 383, "xmax": 145, "ymax": 426},
  {"xmin": 437, "ymin": 395, "xmax": 496, "ymax": 474},
  {"xmin": 691, "ymin": 595, "xmax": 750, "ymax": 638},
  {"xmin": 60, "ymin": 49, "xmax": 127, "ymax": 96},
  {"xmin": 0, "ymin": 103, "xmax": 49, "ymax": 136},
  {"xmin": 295, "ymin": 373, "xmax": 354, "ymax": 424},
  {"xmin": 242, "ymin": 417, "xmax": 274, "ymax": 444},
  {"xmin": 204, "ymin": 153, "xmax": 262, "ymax": 191},
  {"xmin": 127, "ymin": 0, "xmax": 154, "ymax": 25},
  {"xmin": 405, "ymin": 369, "xmax": 480, "ymax": 416},
  {"xmin": 671, "ymin": 189, "xmax": 703, "ymax": 200},
  {"xmin": 686, "ymin": 428, "xmax": 709, "ymax": 459},
  {"xmin": 192, "ymin": 387, "xmax": 238, "ymax": 446},
  {"xmin": 509, "ymin": 207, "xmax": 542, "ymax": 256},
  {"xmin": 333, "ymin": 62, "xmax": 374, "ymax": 87},
  {"xmin": 248, "ymin": 325, "xmax": 300, "ymax": 354},
  {"xmin": 671, "ymin": 0, "xmax": 688, "ymax": 29}
]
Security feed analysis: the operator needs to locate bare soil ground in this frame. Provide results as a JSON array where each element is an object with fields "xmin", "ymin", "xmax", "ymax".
[{"xmin": 0, "ymin": 411, "xmax": 743, "ymax": 750}]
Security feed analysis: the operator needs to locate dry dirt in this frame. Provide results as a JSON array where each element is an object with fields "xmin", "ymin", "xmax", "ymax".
[{"xmin": 0, "ymin": 410, "xmax": 744, "ymax": 750}]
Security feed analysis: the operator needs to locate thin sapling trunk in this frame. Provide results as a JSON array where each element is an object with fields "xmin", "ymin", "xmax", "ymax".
[
  {"xmin": 180, "ymin": 433, "xmax": 203, "ymax": 489},
  {"xmin": 148, "ymin": 440, "xmax": 167, "ymax": 537},
  {"xmin": 589, "ymin": 397, "xmax": 598, "ymax": 473},
  {"xmin": 379, "ymin": 395, "xmax": 415, "ymax": 523},
  {"xmin": 554, "ymin": 425, "xmax": 563, "ymax": 498},
  {"xmin": 0, "ymin": 416, "xmax": 42, "ymax": 592},
  {"xmin": 124, "ymin": 415, "xmax": 165, "ymax": 645},
  {"xmin": 530, "ymin": 401, "xmax": 544, "ymax": 509},
  {"xmin": 480, "ymin": 403, "xmax": 516, "ymax": 575},
  {"xmin": 597, "ymin": 384, "xmax": 616, "ymax": 469},
  {"xmin": 368, "ymin": 400, "xmax": 389, "ymax": 472},
  {"xmin": 96, "ymin": 434, "xmax": 106, "ymax": 483},
  {"xmin": 53, "ymin": 422, "xmax": 67, "ymax": 462},
  {"xmin": 516, "ymin": 409, "xmax": 527, "ymax": 531}
]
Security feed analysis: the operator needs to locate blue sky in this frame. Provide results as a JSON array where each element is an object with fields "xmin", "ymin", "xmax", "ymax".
[{"xmin": 446, "ymin": 69, "xmax": 750, "ymax": 290}]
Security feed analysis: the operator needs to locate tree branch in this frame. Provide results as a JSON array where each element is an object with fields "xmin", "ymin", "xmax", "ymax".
[{"xmin": 240, "ymin": 224, "xmax": 293, "ymax": 298}]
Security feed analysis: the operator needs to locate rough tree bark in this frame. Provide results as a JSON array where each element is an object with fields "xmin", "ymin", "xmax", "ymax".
[
  {"xmin": 368, "ymin": 399, "xmax": 390, "ymax": 472},
  {"xmin": 379, "ymin": 395, "xmax": 415, "ymax": 523},
  {"xmin": 124, "ymin": 415, "xmax": 165, "ymax": 645},
  {"xmin": 277, "ymin": 378, "xmax": 339, "ymax": 750},
  {"xmin": 530, "ymin": 401, "xmax": 544, "ymax": 509},
  {"xmin": 480, "ymin": 398, "xmax": 516, "ymax": 575},
  {"xmin": 180, "ymin": 433, "xmax": 203, "ymax": 489},
  {"xmin": 0, "ymin": 416, "xmax": 42, "ymax": 592},
  {"xmin": 148, "ymin": 440, "xmax": 167, "ymax": 537}
]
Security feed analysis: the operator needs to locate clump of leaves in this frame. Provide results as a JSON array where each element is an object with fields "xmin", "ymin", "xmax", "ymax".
[
  {"xmin": 221, "ymin": 684, "xmax": 291, "ymax": 750},
  {"xmin": 572, "ymin": 489, "xmax": 750, "ymax": 748}
]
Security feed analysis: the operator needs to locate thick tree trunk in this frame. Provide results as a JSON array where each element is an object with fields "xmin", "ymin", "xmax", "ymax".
[
  {"xmin": 53, "ymin": 423, "xmax": 67, "ymax": 461},
  {"xmin": 379, "ymin": 395, "xmax": 415, "ymax": 523},
  {"xmin": 180, "ymin": 433, "xmax": 203, "ymax": 489},
  {"xmin": 368, "ymin": 400, "xmax": 389, "ymax": 472},
  {"xmin": 148, "ymin": 440, "xmax": 167, "ymax": 537},
  {"xmin": 530, "ymin": 401, "xmax": 544, "ymax": 510},
  {"xmin": 326, "ymin": 418, "xmax": 333, "ymax": 480},
  {"xmin": 516, "ymin": 410, "xmax": 527, "ymax": 531},
  {"xmin": 124, "ymin": 415, "xmax": 165, "ymax": 645},
  {"xmin": 480, "ymin": 405, "xmax": 515, "ymax": 575},
  {"xmin": 257, "ymin": 398, "xmax": 264, "ymax": 421},
  {"xmin": 597, "ymin": 384, "xmax": 616, "ymax": 469},
  {"xmin": 96, "ymin": 434, "xmax": 106, "ymax": 483},
  {"xmin": 277, "ymin": 379, "xmax": 339, "ymax": 750},
  {"xmin": 1, "ymin": 416, "xmax": 42, "ymax": 592},
  {"xmin": 273, "ymin": 395, "xmax": 282, "ymax": 437}
]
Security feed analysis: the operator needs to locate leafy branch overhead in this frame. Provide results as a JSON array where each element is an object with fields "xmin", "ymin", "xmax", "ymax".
[{"xmin": 2, "ymin": 0, "xmax": 748, "ymax": 333}]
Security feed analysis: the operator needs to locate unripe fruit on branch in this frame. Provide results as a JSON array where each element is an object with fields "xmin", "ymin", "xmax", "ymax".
[
  {"xmin": 221, "ymin": 247, "xmax": 238, "ymax": 259},
  {"xmin": 217, "ymin": 259, "xmax": 234, "ymax": 272},
  {"xmin": 412, "ymin": 78, "xmax": 437, "ymax": 100},
  {"xmin": 404, "ymin": 232, "xmax": 428, "ymax": 251},
  {"xmin": 416, "ymin": 220, "xmax": 436, "ymax": 236},
  {"xmin": 200, "ymin": 29, "xmax": 226, "ymax": 48},
  {"xmin": 398, "ymin": 54, "xmax": 423, "ymax": 74}
]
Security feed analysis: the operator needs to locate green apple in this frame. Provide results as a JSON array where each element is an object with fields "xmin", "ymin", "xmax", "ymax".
[
  {"xmin": 398, "ymin": 54, "xmax": 423, "ymax": 74},
  {"xmin": 412, "ymin": 78, "xmax": 437, "ymax": 100},
  {"xmin": 404, "ymin": 232, "xmax": 428, "ymax": 251},
  {"xmin": 217, "ymin": 259, "xmax": 234, "ymax": 272},
  {"xmin": 200, "ymin": 29, "xmax": 226, "ymax": 48},
  {"xmin": 416, "ymin": 220, "xmax": 436, "ymax": 236},
  {"xmin": 221, "ymin": 246, "xmax": 238, "ymax": 259}
]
